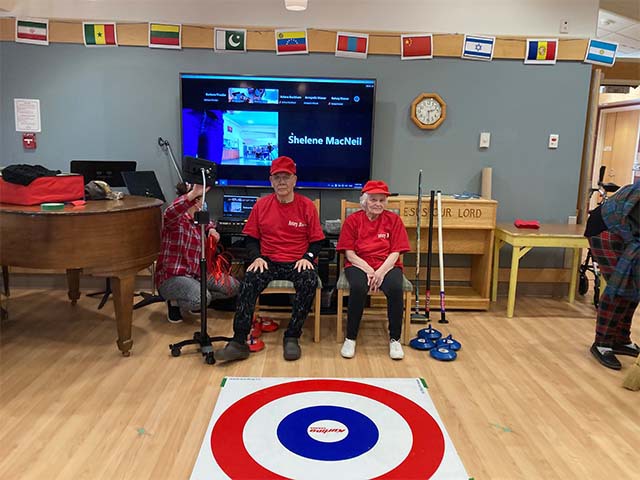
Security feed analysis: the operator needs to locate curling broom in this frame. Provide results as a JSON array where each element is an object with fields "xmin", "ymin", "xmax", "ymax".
[{"xmin": 437, "ymin": 191, "xmax": 449, "ymax": 324}]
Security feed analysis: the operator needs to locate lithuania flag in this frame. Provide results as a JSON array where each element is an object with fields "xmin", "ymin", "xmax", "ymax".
[
  {"xmin": 149, "ymin": 23, "xmax": 181, "ymax": 49},
  {"xmin": 83, "ymin": 23, "xmax": 117, "ymax": 46}
]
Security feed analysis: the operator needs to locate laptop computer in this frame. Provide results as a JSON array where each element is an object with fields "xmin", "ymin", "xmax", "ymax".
[
  {"xmin": 221, "ymin": 195, "xmax": 258, "ymax": 223},
  {"xmin": 121, "ymin": 170, "xmax": 166, "ymax": 202}
]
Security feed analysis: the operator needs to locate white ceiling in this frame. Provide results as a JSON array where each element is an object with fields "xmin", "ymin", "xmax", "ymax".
[{"xmin": 598, "ymin": 8, "xmax": 640, "ymax": 58}]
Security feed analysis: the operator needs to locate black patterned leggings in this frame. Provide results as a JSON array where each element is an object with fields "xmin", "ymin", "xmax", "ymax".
[{"xmin": 232, "ymin": 261, "xmax": 318, "ymax": 343}]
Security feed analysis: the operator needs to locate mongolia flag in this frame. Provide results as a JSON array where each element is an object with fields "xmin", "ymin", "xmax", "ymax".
[
  {"xmin": 401, "ymin": 34, "xmax": 433, "ymax": 60},
  {"xmin": 15, "ymin": 18, "xmax": 49, "ymax": 46},
  {"xmin": 275, "ymin": 29, "xmax": 308, "ymax": 55},
  {"xmin": 525, "ymin": 39, "xmax": 558, "ymax": 64},
  {"xmin": 584, "ymin": 39, "xmax": 618, "ymax": 67},
  {"xmin": 149, "ymin": 23, "xmax": 181, "ymax": 49},
  {"xmin": 83, "ymin": 23, "xmax": 117, "ymax": 47},
  {"xmin": 336, "ymin": 32, "xmax": 368, "ymax": 59},
  {"xmin": 462, "ymin": 34, "xmax": 495, "ymax": 61}
]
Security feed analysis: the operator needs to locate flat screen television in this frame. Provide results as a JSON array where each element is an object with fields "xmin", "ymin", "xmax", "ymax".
[{"xmin": 180, "ymin": 73, "xmax": 376, "ymax": 189}]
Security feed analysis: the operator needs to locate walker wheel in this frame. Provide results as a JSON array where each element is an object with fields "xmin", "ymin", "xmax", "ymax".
[{"xmin": 578, "ymin": 273, "xmax": 588, "ymax": 296}]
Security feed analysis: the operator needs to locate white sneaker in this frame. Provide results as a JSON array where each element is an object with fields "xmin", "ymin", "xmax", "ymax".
[
  {"xmin": 341, "ymin": 339, "xmax": 356, "ymax": 358},
  {"xmin": 390, "ymin": 339, "xmax": 404, "ymax": 360}
]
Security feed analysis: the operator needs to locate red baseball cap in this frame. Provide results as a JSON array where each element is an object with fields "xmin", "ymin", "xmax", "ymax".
[
  {"xmin": 270, "ymin": 156, "xmax": 296, "ymax": 175},
  {"xmin": 362, "ymin": 180, "xmax": 391, "ymax": 196}
]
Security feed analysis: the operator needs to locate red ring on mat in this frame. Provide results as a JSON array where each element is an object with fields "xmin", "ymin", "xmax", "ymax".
[{"xmin": 211, "ymin": 379, "xmax": 445, "ymax": 479}]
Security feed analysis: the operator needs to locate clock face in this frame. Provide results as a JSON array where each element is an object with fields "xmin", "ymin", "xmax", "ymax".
[{"xmin": 416, "ymin": 98, "xmax": 442, "ymax": 125}]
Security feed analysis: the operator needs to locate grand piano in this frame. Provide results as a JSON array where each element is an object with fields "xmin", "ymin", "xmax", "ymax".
[{"xmin": 0, "ymin": 196, "xmax": 163, "ymax": 356}]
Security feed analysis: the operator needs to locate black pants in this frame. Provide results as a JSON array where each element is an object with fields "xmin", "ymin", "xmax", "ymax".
[
  {"xmin": 233, "ymin": 260, "xmax": 318, "ymax": 343},
  {"xmin": 345, "ymin": 266, "xmax": 404, "ymax": 341}
]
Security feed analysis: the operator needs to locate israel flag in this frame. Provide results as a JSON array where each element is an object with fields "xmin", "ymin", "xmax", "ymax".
[
  {"xmin": 584, "ymin": 39, "xmax": 618, "ymax": 67},
  {"xmin": 462, "ymin": 35, "xmax": 495, "ymax": 61}
]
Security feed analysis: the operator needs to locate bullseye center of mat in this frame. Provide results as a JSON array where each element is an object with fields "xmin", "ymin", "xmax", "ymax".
[{"xmin": 276, "ymin": 405, "xmax": 378, "ymax": 461}]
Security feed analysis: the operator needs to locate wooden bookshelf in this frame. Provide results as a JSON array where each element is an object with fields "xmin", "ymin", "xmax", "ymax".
[{"xmin": 373, "ymin": 195, "xmax": 498, "ymax": 310}]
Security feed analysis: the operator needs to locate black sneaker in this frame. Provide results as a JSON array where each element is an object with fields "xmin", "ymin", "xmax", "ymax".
[
  {"xmin": 283, "ymin": 337, "xmax": 301, "ymax": 361},
  {"xmin": 612, "ymin": 343, "xmax": 640, "ymax": 357},
  {"xmin": 214, "ymin": 341, "xmax": 250, "ymax": 362},
  {"xmin": 590, "ymin": 344, "xmax": 622, "ymax": 370},
  {"xmin": 167, "ymin": 301, "xmax": 183, "ymax": 323}
]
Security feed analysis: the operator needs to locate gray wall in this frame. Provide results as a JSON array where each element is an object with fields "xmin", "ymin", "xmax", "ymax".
[{"xmin": 1, "ymin": 43, "xmax": 591, "ymax": 267}]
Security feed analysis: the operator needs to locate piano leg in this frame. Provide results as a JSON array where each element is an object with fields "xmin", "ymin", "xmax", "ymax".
[
  {"xmin": 112, "ymin": 274, "xmax": 135, "ymax": 356},
  {"xmin": 66, "ymin": 269, "xmax": 81, "ymax": 305},
  {"xmin": 2, "ymin": 265, "xmax": 9, "ymax": 296}
]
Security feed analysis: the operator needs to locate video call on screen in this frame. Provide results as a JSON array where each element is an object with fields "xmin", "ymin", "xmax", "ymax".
[{"xmin": 181, "ymin": 74, "xmax": 376, "ymax": 189}]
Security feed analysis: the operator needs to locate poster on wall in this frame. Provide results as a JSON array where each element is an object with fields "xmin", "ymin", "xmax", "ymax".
[{"xmin": 14, "ymin": 99, "xmax": 41, "ymax": 133}]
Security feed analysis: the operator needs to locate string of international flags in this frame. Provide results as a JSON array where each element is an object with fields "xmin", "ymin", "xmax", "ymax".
[{"xmin": 15, "ymin": 17, "xmax": 619, "ymax": 67}]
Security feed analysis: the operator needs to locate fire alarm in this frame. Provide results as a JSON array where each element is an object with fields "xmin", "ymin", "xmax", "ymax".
[{"xmin": 23, "ymin": 132, "xmax": 36, "ymax": 149}]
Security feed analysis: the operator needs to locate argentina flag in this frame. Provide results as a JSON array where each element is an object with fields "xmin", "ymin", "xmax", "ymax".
[
  {"xmin": 584, "ymin": 39, "xmax": 618, "ymax": 67},
  {"xmin": 462, "ymin": 35, "xmax": 495, "ymax": 61}
]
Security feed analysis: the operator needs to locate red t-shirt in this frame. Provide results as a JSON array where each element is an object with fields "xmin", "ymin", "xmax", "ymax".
[
  {"xmin": 243, "ymin": 193, "xmax": 325, "ymax": 263},
  {"xmin": 336, "ymin": 209, "xmax": 410, "ymax": 270}
]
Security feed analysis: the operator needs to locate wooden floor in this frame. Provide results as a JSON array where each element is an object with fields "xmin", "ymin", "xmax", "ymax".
[{"xmin": 1, "ymin": 288, "xmax": 639, "ymax": 479}]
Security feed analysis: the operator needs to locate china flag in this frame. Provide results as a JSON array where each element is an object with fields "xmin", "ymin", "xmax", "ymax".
[{"xmin": 402, "ymin": 34, "xmax": 432, "ymax": 59}]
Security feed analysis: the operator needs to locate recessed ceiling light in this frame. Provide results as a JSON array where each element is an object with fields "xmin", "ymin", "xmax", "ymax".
[{"xmin": 285, "ymin": 0, "xmax": 308, "ymax": 11}]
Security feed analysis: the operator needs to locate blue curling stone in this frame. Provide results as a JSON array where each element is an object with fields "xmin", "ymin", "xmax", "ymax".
[
  {"xmin": 436, "ymin": 334, "xmax": 461, "ymax": 351},
  {"xmin": 409, "ymin": 336, "xmax": 435, "ymax": 351},
  {"xmin": 430, "ymin": 346, "xmax": 457, "ymax": 361},
  {"xmin": 418, "ymin": 323, "xmax": 442, "ymax": 341}
]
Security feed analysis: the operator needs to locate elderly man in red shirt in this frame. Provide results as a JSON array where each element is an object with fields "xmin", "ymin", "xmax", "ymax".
[
  {"xmin": 215, "ymin": 156, "xmax": 325, "ymax": 362},
  {"xmin": 336, "ymin": 180, "xmax": 410, "ymax": 360}
]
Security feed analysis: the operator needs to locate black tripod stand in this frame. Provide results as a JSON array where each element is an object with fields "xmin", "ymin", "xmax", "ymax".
[{"xmin": 168, "ymin": 200, "xmax": 230, "ymax": 364}]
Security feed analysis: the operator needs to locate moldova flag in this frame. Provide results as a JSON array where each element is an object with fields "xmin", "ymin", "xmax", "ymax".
[
  {"xmin": 83, "ymin": 23, "xmax": 117, "ymax": 46},
  {"xmin": 525, "ymin": 39, "xmax": 557, "ymax": 64},
  {"xmin": 275, "ymin": 29, "xmax": 308, "ymax": 55},
  {"xmin": 149, "ymin": 23, "xmax": 181, "ymax": 49},
  {"xmin": 336, "ymin": 32, "xmax": 368, "ymax": 59}
]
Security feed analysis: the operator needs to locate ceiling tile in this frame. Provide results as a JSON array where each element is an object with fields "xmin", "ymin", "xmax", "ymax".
[
  {"xmin": 598, "ymin": 9, "xmax": 637, "ymax": 33},
  {"xmin": 617, "ymin": 23, "xmax": 640, "ymax": 41},
  {"xmin": 599, "ymin": 32, "xmax": 640, "ymax": 50}
]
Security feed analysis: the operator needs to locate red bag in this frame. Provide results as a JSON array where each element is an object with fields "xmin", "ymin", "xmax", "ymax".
[
  {"xmin": 0, "ymin": 175, "xmax": 84, "ymax": 205},
  {"xmin": 206, "ymin": 236, "xmax": 234, "ymax": 289},
  {"xmin": 514, "ymin": 219, "xmax": 540, "ymax": 229}
]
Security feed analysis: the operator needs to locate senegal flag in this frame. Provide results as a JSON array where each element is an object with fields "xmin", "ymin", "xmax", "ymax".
[
  {"xmin": 149, "ymin": 23, "xmax": 181, "ymax": 49},
  {"xmin": 83, "ymin": 23, "xmax": 117, "ymax": 46}
]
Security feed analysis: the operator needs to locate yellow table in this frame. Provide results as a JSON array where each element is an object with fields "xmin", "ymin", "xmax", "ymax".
[{"xmin": 491, "ymin": 224, "xmax": 589, "ymax": 317}]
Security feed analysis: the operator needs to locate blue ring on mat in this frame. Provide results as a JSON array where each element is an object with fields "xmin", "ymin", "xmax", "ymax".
[{"xmin": 277, "ymin": 405, "xmax": 379, "ymax": 461}]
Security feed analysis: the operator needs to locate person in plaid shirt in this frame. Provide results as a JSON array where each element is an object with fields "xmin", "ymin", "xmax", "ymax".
[
  {"xmin": 585, "ymin": 180, "xmax": 640, "ymax": 370},
  {"xmin": 156, "ymin": 183, "xmax": 239, "ymax": 323}
]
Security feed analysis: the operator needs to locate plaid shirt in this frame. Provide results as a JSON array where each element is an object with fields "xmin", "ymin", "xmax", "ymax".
[
  {"xmin": 601, "ymin": 181, "xmax": 640, "ymax": 300},
  {"xmin": 155, "ymin": 195, "xmax": 212, "ymax": 288}
]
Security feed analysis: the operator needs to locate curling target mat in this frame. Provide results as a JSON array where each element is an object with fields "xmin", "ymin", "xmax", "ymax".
[{"xmin": 190, "ymin": 377, "xmax": 469, "ymax": 479}]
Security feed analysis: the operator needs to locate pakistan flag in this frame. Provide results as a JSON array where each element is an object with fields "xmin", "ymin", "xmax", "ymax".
[{"xmin": 215, "ymin": 28, "xmax": 246, "ymax": 52}]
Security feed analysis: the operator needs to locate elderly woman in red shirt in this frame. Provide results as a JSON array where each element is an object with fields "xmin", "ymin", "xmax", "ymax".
[
  {"xmin": 336, "ymin": 180, "xmax": 410, "ymax": 360},
  {"xmin": 156, "ymin": 183, "xmax": 239, "ymax": 323}
]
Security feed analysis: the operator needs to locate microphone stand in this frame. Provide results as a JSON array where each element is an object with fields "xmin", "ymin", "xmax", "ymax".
[
  {"xmin": 158, "ymin": 137, "xmax": 184, "ymax": 184},
  {"xmin": 169, "ymin": 168, "xmax": 230, "ymax": 364}
]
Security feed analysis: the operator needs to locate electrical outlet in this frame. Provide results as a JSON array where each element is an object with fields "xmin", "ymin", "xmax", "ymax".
[
  {"xmin": 560, "ymin": 20, "xmax": 569, "ymax": 34},
  {"xmin": 549, "ymin": 134, "xmax": 559, "ymax": 149}
]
